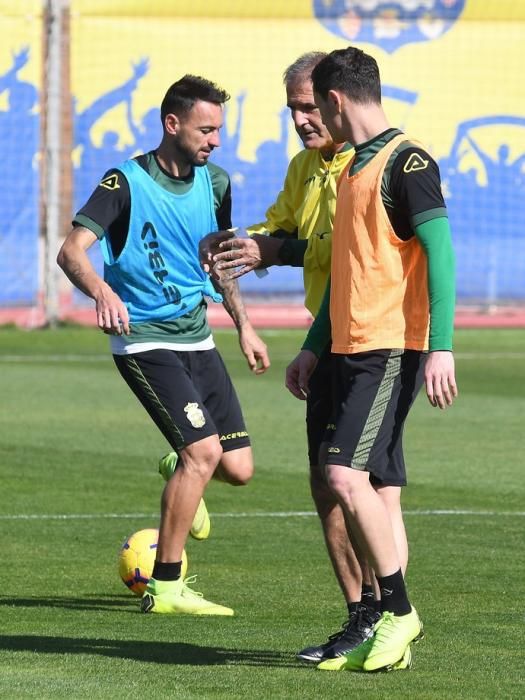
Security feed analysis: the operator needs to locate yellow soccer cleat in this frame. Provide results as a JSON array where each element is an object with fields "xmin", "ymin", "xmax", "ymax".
[
  {"xmin": 158, "ymin": 451, "xmax": 179, "ymax": 482},
  {"xmin": 191, "ymin": 497, "xmax": 211, "ymax": 540},
  {"xmin": 158, "ymin": 452, "xmax": 211, "ymax": 540},
  {"xmin": 363, "ymin": 607, "xmax": 423, "ymax": 672},
  {"xmin": 317, "ymin": 637, "xmax": 413, "ymax": 672},
  {"xmin": 386, "ymin": 643, "xmax": 412, "ymax": 672},
  {"xmin": 317, "ymin": 636, "xmax": 373, "ymax": 671},
  {"xmin": 140, "ymin": 575, "xmax": 234, "ymax": 616}
]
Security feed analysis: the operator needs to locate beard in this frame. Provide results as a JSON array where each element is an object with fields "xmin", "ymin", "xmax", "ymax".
[{"xmin": 174, "ymin": 138, "xmax": 211, "ymax": 168}]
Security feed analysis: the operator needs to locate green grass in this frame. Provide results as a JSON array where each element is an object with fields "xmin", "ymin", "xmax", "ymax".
[{"xmin": 1, "ymin": 326, "xmax": 524, "ymax": 698}]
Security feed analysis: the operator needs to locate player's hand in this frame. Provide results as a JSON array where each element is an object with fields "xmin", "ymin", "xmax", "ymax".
[
  {"xmin": 199, "ymin": 230, "xmax": 236, "ymax": 280},
  {"xmin": 424, "ymin": 350, "xmax": 458, "ymax": 409},
  {"xmin": 95, "ymin": 285, "xmax": 130, "ymax": 335},
  {"xmin": 213, "ymin": 234, "xmax": 283, "ymax": 280},
  {"xmin": 238, "ymin": 323, "xmax": 270, "ymax": 374},
  {"xmin": 285, "ymin": 350, "xmax": 318, "ymax": 400}
]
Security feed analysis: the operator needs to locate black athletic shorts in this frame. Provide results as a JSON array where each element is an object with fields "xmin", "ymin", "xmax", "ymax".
[
  {"xmin": 306, "ymin": 345, "xmax": 332, "ymax": 466},
  {"xmin": 113, "ymin": 348, "xmax": 250, "ymax": 453},
  {"xmin": 324, "ymin": 349, "xmax": 426, "ymax": 486}
]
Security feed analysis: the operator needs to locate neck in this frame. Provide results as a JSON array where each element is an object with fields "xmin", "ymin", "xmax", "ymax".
[
  {"xmin": 155, "ymin": 142, "xmax": 191, "ymax": 178},
  {"xmin": 344, "ymin": 103, "xmax": 390, "ymax": 147},
  {"xmin": 320, "ymin": 141, "xmax": 347, "ymax": 159}
]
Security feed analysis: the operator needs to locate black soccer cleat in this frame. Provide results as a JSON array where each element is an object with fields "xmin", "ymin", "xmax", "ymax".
[
  {"xmin": 321, "ymin": 606, "xmax": 378, "ymax": 660},
  {"xmin": 296, "ymin": 608, "xmax": 372, "ymax": 664},
  {"xmin": 296, "ymin": 636, "xmax": 340, "ymax": 664}
]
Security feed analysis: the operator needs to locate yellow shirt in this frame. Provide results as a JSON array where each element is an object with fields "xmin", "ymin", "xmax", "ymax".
[{"xmin": 248, "ymin": 146, "xmax": 354, "ymax": 315}]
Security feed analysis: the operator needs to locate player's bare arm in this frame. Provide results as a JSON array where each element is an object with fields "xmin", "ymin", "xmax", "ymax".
[
  {"xmin": 424, "ymin": 350, "xmax": 458, "ymax": 409},
  {"xmin": 57, "ymin": 226, "xmax": 130, "ymax": 335},
  {"xmin": 217, "ymin": 275, "xmax": 270, "ymax": 374},
  {"xmin": 213, "ymin": 233, "xmax": 285, "ymax": 280}
]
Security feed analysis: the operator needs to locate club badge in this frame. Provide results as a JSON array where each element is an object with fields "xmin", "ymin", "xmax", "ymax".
[{"xmin": 184, "ymin": 402, "xmax": 206, "ymax": 428}]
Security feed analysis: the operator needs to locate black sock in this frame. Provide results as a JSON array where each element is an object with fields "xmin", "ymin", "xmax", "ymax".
[
  {"xmin": 377, "ymin": 569, "xmax": 411, "ymax": 616},
  {"xmin": 360, "ymin": 583, "xmax": 376, "ymax": 616},
  {"xmin": 347, "ymin": 601, "xmax": 361, "ymax": 617},
  {"xmin": 151, "ymin": 560, "xmax": 182, "ymax": 581}
]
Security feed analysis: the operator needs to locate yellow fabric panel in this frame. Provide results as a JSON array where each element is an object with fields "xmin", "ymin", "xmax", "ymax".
[
  {"xmin": 71, "ymin": 0, "xmax": 315, "ymax": 19},
  {"xmin": 247, "ymin": 147, "xmax": 354, "ymax": 315}
]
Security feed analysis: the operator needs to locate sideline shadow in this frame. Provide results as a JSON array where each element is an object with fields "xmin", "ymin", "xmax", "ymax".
[
  {"xmin": 0, "ymin": 634, "xmax": 299, "ymax": 667},
  {"xmin": 0, "ymin": 594, "xmax": 136, "ymax": 613}
]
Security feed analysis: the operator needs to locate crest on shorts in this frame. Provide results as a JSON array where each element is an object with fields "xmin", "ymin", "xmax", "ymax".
[
  {"xmin": 312, "ymin": 0, "xmax": 466, "ymax": 54},
  {"xmin": 184, "ymin": 402, "xmax": 206, "ymax": 428}
]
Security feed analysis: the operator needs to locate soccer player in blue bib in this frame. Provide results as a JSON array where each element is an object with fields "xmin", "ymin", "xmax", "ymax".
[{"xmin": 57, "ymin": 75, "xmax": 270, "ymax": 615}]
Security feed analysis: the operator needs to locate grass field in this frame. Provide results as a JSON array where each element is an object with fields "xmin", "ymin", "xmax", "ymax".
[{"xmin": 1, "ymin": 325, "xmax": 524, "ymax": 699}]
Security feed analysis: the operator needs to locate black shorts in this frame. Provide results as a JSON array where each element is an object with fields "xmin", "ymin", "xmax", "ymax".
[
  {"xmin": 113, "ymin": 348, "xmax": 250, "ymax": 454},
  {"xmin": 324, "ymin": 349, "xmax": 425, "ymax": 486},
  {"xmin": 306, "ymin": 345, "xmax": 332, "ymax": 466}
]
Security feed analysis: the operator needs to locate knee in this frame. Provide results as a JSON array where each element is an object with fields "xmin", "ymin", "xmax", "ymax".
[
  {"xmin": 180, "ymin": 438, "xmax": 223, "ymax": 481},
  {"xmin": 324, "ymin": 467, "xmax": 363, "ymax": 515},
  {"xmin": 222, "ymin": 464, "xmax": 253, "ymax": 486},
  {"xmin": 310, "ymin": 466, "xmax": 339, "ymax": 516},
  {"xmin": 376, "ymin": 485, "xmax": 402, "ymax": 515},
  {"xmin": 217, "ymin": 447, "xmax": 253, "ymax": 486},
  {"xmin": 324, "ymin": 468, "xmax": 347, "ymax": 499}
]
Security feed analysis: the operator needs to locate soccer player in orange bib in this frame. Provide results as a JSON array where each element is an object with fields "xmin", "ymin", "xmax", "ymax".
[{"xmin": 286, "ymin": 47, "xmax": 457, "ymax": 672}]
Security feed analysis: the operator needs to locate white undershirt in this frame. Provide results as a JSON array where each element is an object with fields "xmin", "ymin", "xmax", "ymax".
[{"xmin": 110, "ymin": 334, "xmax": 215, "ymax": 355}]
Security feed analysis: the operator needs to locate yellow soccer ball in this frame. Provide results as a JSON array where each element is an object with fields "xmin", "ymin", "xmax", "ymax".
[{"xmin": 118, "ymin": 528, "xmax": 188, "ymax": 596}]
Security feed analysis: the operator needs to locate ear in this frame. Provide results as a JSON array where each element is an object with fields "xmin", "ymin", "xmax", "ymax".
[
  {"xmin": 327, "ymin": 89, "xmax": 342, "ymax": 113},
  {"xmin": 164, "ymin": 113, "xmax": 180, "ymax": 135}
]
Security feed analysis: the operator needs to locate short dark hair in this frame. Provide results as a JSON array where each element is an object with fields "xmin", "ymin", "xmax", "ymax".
[
  {"xmin": 283, "ymin": 51, "xmax": 327, "ymax": 88},
  {"xmin": 311, "ymin": 47, "xmax": 381, "ymax": 104},
  {"xmin": 160, "ymin": 74, "xmax": 230, "ymax": 122}
]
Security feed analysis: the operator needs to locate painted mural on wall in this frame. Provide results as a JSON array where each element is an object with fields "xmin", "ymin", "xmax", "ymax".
[
  {"xmin": 0, "ymin": 47, "xmax": 40, "ymax": 304},
  {"xmin": 1, "ymin": 1, "xmax": 524, "ymax": 306},
  {"xmin": 310, "ymin": 0, "xmax": 525, "ymax": 302},
  {"xmin": 312, "ymin": 0, "xmax": 466, "ymax": 53}
]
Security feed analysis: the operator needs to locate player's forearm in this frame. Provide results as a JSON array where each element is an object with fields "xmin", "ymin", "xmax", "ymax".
[
  {"xmin": 276, "ymin": 238, "xmax": 308, "ymax": 267},
  {"xmin": 57, "ymin": 242, "xmax": 108, "ymax": 302},
  {"xmin": 218, "ymin": 277, "xmax": 250, "ymax": 330},
  {"xmin": 301, "ymin": 278, "xmax": 331, "ymax": 356},
  {"xmin": 415, "ymin": 217, "xmax": 456, "ymax": 351}
]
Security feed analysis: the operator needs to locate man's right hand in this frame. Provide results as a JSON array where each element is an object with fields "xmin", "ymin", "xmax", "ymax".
[
  {"xmin": 285, "ymin": 350, "xmax": 319, "ymax": 400},
  {"xmin": 213, "ymin": 233, "xmax": 284, "ymax": 280}
]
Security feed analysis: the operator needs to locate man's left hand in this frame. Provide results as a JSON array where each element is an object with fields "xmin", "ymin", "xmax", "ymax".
[{"xmin": 424, "ymin": 350, "xmax": 458, "ymax": 409}]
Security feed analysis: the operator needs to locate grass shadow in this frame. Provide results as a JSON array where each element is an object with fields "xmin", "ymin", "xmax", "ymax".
[
  {"xmin": 0, "ymin": 634, "xmax": 300, "ymax": 668},
  {"xmin": 0, "ymin": 594, "xmax": 136, "ymax": 613}
]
